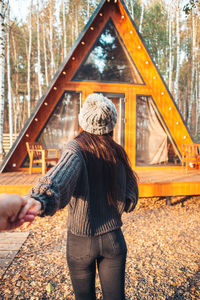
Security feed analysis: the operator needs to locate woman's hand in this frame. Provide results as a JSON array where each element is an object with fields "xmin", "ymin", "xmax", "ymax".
[{"xmin": 18, "ymin": 197, "xmax": 42, "ymax": 221}]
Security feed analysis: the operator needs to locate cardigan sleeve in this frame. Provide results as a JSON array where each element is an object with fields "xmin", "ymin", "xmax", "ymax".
[
  {"xmin": 124, "ymin": 168, "xmax": 139, "ymax": 213},
  {"xmin": 29, "ymin": 149, "xmax": 82, "ymax": 217}
]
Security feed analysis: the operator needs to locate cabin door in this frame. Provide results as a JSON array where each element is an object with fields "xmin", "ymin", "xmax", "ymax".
[{"xmin": 94, "ymin": 92, "xmax": 125, "ymax": 146}]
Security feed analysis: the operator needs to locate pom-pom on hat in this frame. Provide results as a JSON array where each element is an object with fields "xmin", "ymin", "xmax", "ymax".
[{"xmin": 78, "ymin": 93, "xmax": 117, "ymax": 135}]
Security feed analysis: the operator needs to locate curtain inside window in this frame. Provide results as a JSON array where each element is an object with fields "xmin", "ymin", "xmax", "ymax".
[{"xmin": 136, "ymin": 96, "xmax": 179, "ymax": 166}]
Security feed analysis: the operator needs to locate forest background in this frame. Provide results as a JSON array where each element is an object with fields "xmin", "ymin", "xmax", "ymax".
[{"xmin": 0, "ymin": 0, "xmax": 199, "ymax": 160}]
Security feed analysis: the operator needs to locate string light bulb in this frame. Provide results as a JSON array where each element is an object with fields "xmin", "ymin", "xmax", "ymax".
[
  {"xmin": 161, "ymin": 92, "xmax": 164, "ymax": 95},
  {"xmin": 99, "ymin": 13, "xmax": 103, "ymax": 17},
  {"xmin": 153, "ymin": 76, "xmax": 156, "ymax": 79},
  {"xmin": 26, "ymin": 134, "xmax": 29, "ymax": 137},
  {"xmin": 53, "ymin": 86, "xmax": 57, "ymax": 90},
  {"xmin": 35, "ymin": 118, "xmax": 38, "ymax": 122},
  {"xmin": 44, "ymin": 102, "xmax": 48, "ymax": 106},
  {"xmin": 62, "ymin": 71, "xmax": 66, "ymax": 75},
  {"xmin": 81, "ymin": 41, "xmax": 85, "ymax": 45},
  {"xmin": 130, "ymin": 30, "xmax": 133, "ymax": 34},
  {"xmin": 145, "ymin": 61, "xmax": 149, "ymax": 64},
  {"xmin": 121, "ymin": 15, "xmax": 125, "ymax": 19},
  {"xmin": 169, "ymin": 107, "xmax": 172, "ymax": 110},
  {"xmin": 72, "ymin": 57, "xmax": 76, "ymax": 60},
  {"xmin": 90, "ymin": 26, "xmax": 94, "ymax": 30},
  {"xmin": 138, "ymin": 45, "xmax": 141, "ymax": 49},
  {"xmin": 176, "ymin": 121, "xmax": 179, "ymax": 125}
]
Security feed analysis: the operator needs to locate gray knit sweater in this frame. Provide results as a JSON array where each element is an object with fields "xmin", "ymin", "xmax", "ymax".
[{"xmin": 30, "ymin": 140, "xmax": 138, "ymax": 236}]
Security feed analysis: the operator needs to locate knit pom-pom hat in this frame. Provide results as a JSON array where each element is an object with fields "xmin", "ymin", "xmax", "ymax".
[{"xmin": 78, "ymin": 93, "xmax": 117, "ymax": 135}]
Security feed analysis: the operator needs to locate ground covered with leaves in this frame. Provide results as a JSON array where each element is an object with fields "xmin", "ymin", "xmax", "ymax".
[{"xmin": 0, "ymin": 196, "xmax": 200, "ymax": 299}]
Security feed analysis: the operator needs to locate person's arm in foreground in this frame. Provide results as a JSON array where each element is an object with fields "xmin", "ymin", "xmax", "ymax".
[
  {"xmin": 18, "ymin": 147, "xmax": 82, "ymax": 221},
  {"xmin": 0, "ymin": 193, "xmax": 35, "ymax": 231}
]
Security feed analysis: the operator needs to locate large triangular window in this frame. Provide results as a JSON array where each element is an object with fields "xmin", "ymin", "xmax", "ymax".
[{"xmin": 73, "ymin": 19, "xmax": 144, "ymax": 84}]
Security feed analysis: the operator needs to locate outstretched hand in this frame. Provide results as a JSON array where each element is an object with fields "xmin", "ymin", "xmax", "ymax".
[
  {"xmin": 0, "ymin": 194, "xmax": 31, "ymax": 231},
  {"xmin": 0, "ymin": 193, "xmax": 41, "ymax": 231},
  {"xmin": 18, "ymin": 197, "xmax": 42, "ymax": 222}
]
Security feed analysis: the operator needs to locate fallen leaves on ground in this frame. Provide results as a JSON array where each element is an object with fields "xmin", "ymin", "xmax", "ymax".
[{"xmin": 0, "ymin": 196, "xmax": 200, "ymax": 299}]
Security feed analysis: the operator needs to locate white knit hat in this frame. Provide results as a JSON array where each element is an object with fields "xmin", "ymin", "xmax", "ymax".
[{"xmin": 78, "ymin": 93, "xmax": 117, "ymax": 135}]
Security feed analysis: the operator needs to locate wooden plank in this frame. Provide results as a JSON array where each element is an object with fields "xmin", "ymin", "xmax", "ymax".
[
  {"xmin": 0, "ymin": 250, "xmax": 17, "ymax": 259},
  {"xmin": 0, "ymin": 185, "xmax": 33, "ymax": 195},
  {"xmin": 0, "ymin": 259, "xmax": 12, "ymax": 268},
  {"xmin": 0, "ymin": 232, "xmax": 29, "ymax": 240},
  {"xmin": 0, "ymin": 232, "xmax": 29, "ymax": 278},
  {"xmin": 139, "ymin": 181, "xmax": 200, "ymax": 197}
]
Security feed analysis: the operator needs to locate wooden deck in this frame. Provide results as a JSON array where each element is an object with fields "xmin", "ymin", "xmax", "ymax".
[
  {"xmin": 0, "ymin": 169, "xmax": 200, "ymax": 197},
  {"xmin": 0, "ymin": 232, "xmax": 29, "ymax": 278}
]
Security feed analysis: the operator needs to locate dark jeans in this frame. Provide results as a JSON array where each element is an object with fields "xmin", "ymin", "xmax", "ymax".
[{"xmin": 66, "ymin": 228, "xmax": 127, "ymax": 300}]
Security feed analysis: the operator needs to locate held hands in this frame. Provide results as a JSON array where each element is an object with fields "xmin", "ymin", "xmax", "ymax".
[{"xmin": 0, "ymin": 193, "xmax": 41, "ymax": 231}]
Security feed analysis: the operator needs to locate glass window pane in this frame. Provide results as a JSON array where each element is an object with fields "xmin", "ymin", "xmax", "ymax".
[
  {"xmin": 38, "ymin": 91, "xmax": 80, "ymax": 152},
  {"xmin": 136, "ymin": 96, "xmax": 180, "ymax": 166},
  {"xmin": 73, "ymin": 20, "xmax": 144, "ymax": 84},
  {"xmin": 95, "ymin": 92, "xmax": 125, "ymax": 146}
]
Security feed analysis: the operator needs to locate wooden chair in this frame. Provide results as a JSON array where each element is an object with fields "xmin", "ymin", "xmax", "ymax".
[
  {"xmin": 26, "ymin": 142, "xmax": 59, "ymax": 175},
  {"xmin": 182, "ymin": 144, "xmax": 200, "ymax": 170}
]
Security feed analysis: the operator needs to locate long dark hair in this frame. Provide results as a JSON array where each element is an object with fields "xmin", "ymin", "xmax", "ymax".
[{"xmin": 75, "ymin": 130, "xmax": 137, "ymax": 207}]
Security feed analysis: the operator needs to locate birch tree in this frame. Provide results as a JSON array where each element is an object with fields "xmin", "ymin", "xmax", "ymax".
[
  {"xmin": 49, "ymin": 0, "xmax": 55, "ymax": 78},
  {"xmin": 0, "ymin": 0, "xmax": 5, "ymax": 160},
  {"xmin": 62, "ymin": 0, "xmax": 67, "ymax": 58},
  {"xmin": 168, "ymin": 2, "xmax": 173, "ymax": 92},
  {"xmin": 129, "ymin": 0, "xmax": 134, "ymax": 19},
  {"xmin": 139, "ymin": 1, "xmax": 144, "ymax": 33},
  {"xmin": 11, "ymin": 32, "xmax": 18, "ymax": 134},
  {"xmin": 174, "ymin": 0, "xmax": 180, "ymax": 106},
  {"xmin": 87, "ymin": 0, "xmax": 90, "ymax": 20},
  {"xmin": 43, "ymin": 23, "xmax": 48, "ymax": 86},
  {"xmin": 195, "ymin": 62, "xmax": 199, "ymax": 134},
  {"xmin": 27, "ymin": 0, "xmax": 33, "ymax": 117},
  {"xmin": 6, "ymin": 4, "xmax": 13, "ymax": 147},
  {"xmin": 75, "ymin": 4, "xmax": 79, "ymax": 40},
  {"xmin": 187, "ymin": 8, "xmax": 196, "ymax": 129},
  {"xmin": 37, "ymin": 0, "xmax": 42, "ymax": 99}
]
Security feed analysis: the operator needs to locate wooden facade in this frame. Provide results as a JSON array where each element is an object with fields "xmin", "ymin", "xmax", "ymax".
[{"xmin": 0, "ymin": 0, "xmax": 194, "ymax": 185}]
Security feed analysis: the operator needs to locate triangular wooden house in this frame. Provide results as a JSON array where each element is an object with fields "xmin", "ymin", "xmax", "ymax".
[{"xmin": 1, "ymin": 0, "xmax": 193, "ymax": 173}]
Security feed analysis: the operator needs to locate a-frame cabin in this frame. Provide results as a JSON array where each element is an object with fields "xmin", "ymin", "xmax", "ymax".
[{"xmin": 0, "ymin": 0, "xmax": 193, "ymax": 174}]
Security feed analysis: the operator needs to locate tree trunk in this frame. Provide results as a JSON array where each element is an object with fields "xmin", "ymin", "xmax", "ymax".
[
  {"xmin": 198, "ymin": 65, "xmax": 200, "ymax": 134},
  {"xmin": 7, "ymin": 5, "xmax": 13, "ymax": 147},
  {"xmin": 195, "ymin": 64, "xmax": 198, "ymax": 134},
  {"xmin": 0, "ymin": 0, "xmax": 5, "ymax": 159},
  {"xmin": 174, "ymin": 0, "xmax": 180, "ymax": 106},
  {"xmin": 63, "ymin": 0, "xmax": 67, "ymax": 58},
  {"xmin": 37, "ymin": 0, "xmax": 42, "ymax": 99},
  {"xmin": 27, "ymin": 0, "xmax": 32, "ymax": 117},
  {"xmin": 43, "ymin": 23, "xmax": 48, "ymax": 86},
  {"xmin": 130, "ymin": 0, "xmax": 134, "ymax": 20},
  {"xmin": 75, "ymin": 5, "xmax": 79, "ymax": 40},
  {"xmin": 87, "ymin": 0, "xmax": 90, "ymax": 20},
  {"xmin": 50, "ymin": 0, "xmax": 55, "ymax": 78},
  {"xmin": 187, "ymin": 9, "xmax": 196, "ymax": 129},
  {"xmin": 168, "ymin": 6, "xmax": 173, "ymax": 92},
  {"xmin": 11, "ymin": 32, "xmax": 17, "ymax": 134},
  {"xmin": 139, "ymin": 2, "xmax": 144, "ymax": 33}
]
